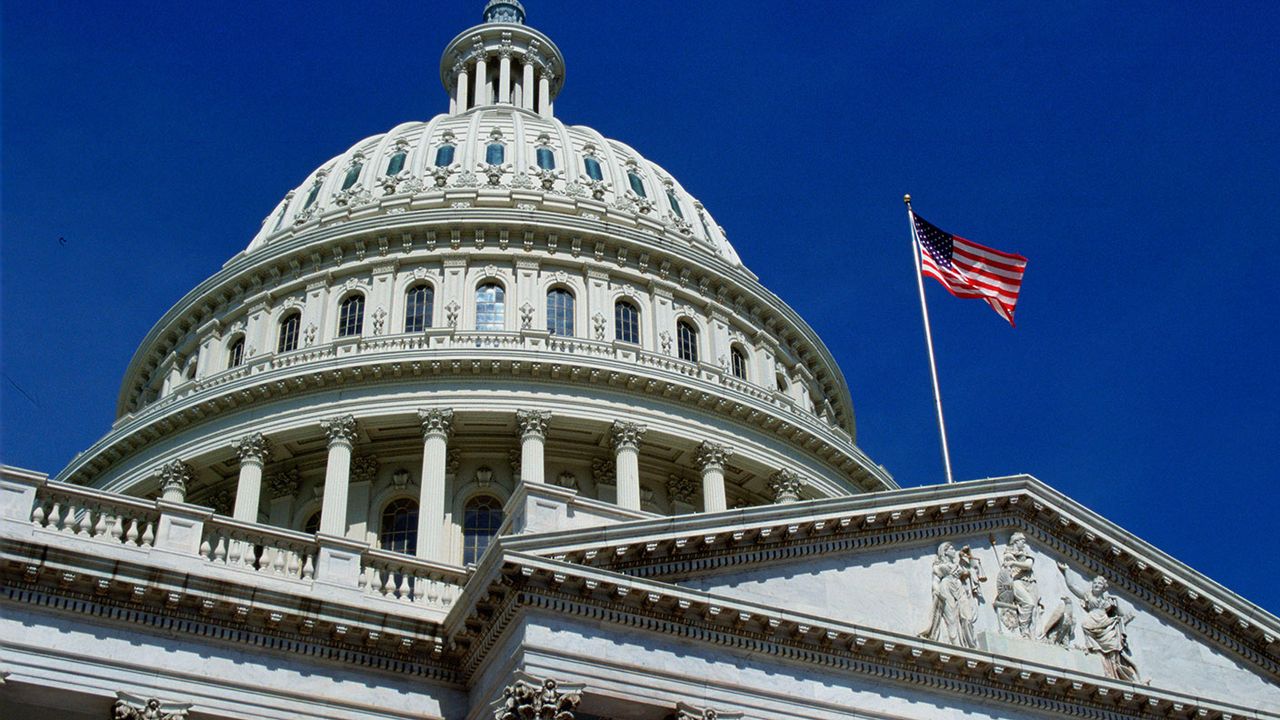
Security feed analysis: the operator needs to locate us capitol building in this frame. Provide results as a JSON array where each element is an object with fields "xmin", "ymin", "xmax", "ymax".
[{"xmin": 2, "ymin": 3, "xmax": 1277, "ymax": 718}]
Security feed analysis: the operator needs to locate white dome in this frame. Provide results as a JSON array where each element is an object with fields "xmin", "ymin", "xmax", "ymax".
[{"xmin": 248, "ymin": 109, "xmax": 741, "ymax": 267}]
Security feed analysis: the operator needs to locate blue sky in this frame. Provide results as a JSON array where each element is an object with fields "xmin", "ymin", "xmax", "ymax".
[{"xmin": 3, "ymin": 2, "xmax": 1278, "ymax": 613}]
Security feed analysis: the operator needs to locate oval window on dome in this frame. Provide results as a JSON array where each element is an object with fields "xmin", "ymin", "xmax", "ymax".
[
  {"xmin": 485, "ymin": 143, "xmax": 505, "ymax": 165},
  {"xmin": 341, "ymin": 162, "xmax": 362, "ymax": 190},
  {"xmin": 385, "ymin": 151, "xmax": 407, "ymax": 175},
  {"xmin": 435, "ymin": 144, "xmax": 455, "ymax": 167},
  {"xmin": 667, "ymin": 190, "xmax": 685, "ymax": 220},
  {"xmin": 535, "ymin": 147, "xmax": 555, "ymax": 171},
  {"xmin": 627, "ymin": 172, "xmax": 646, "ymax": 198},
  {"xmin": 583, "ymin": 156, "xmax": 603, "ymax": 182}
]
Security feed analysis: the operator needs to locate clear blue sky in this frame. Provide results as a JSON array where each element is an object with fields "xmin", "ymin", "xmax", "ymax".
[{"xmin": 3, "ymin": 2, "xmax": 1277, "ymax": 613}]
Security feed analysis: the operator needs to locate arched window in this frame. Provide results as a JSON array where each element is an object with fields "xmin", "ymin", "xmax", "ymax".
[
  {"xmin": 379, "ymin": 498, "xmax": 419, "ymax": 554},
  {"xmin": 583, "ymin": 156, "xmax": 603, "ymax": 182},
  {"xmin": 185, "ymin": 356, "xmax": 198, "ymax": 380},
  {"xmin": 677, "ymin": 320, "xmax": 699, "ymax": 363},
  {"xmin": 277, "ymin": 312, "xmax": 300, "ymax": 353},
  {"xmin": 535, "ymin": 147, "xmax": 555, "ymax": 170},
  {"xmin": 340, "ymin": 162, "xmax": 362, "ymax": 190},
  {"xmin": 775, "ymin": 372, "xmax": 789, "ymax": 393},
  {"xmin": 546, "ymin": 288, "xmax": 574, "ymax": 336},
  {"xmin": 385, "ymin": 151, "xmax": 407, "ymax": 175},
  {"xmin": 485, "ymin": 142, "xmax": 505, "ymax": 165},
  {"xmin": 434, "ymin": 144, "xmax": 455, "ymax": 167},
  {"xmin": 463, "ymin": 495, "xmax": 503, "ymax": 565},
  {"xmin": 666, "ymin": 189, "xmax": 685, "ymax": 220},
  {"xmin": 303, "ymin": 180, "xmax": 322, "ymax": 209},
  {"xmin": 614, "ymin": 300, "xmax": 640, "ymax": 344},
  {"xmin": 475, "ymin": 283, "xmax": 505, "ymax": 331},
  {"xmin": 404, "ymin": 284, "xmax": 434, "ymax": 333},
  {"xmin": 730, "ymin": 345, "xmax": 748, "ymax": 380},
  {"xmin": 228, "ymin": 337, "xmax": 245, "ymax": 368},
  {"xmin": 627, "ymin": 172, "xmax": 647, "ymax": 197},
  {"xmin": 338, "ymin": 294, "xmax": 365, "ymax": 337},
  {"xmin": 303, "ymin": 511, "xmax": 321, "ymax": 535}
]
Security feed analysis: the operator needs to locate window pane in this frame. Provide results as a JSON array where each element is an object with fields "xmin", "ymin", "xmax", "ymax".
[
  {"xmin": 386, "ymin": 152, "xmax": 407, "ymax": 175},
  {"xmin": 583, "ymin": 156, "xmax": 603, "ymax": 181},
  {"xmin": 435, "ymin": 144, "xmax": 455, "ymax": 167},
  {"xmin": 614, "ymin": 301, "xmax": 639, "ymax": 344},
  {"xmin": 228, "ymin": 338, "xmax": 244, "ymax": 368},
  {"xmin": 303, "ymin": 181, "xmax": 322, "ymax": 208},
  {"xmin": 627, "ymin": 172, "xmax": 646, "ymax": 197},
  {"xmin": 277, "ymin": 314, "xmax": 300, "ymax": 353},
  {"xmin": 677, "ymin": 321, "xmax": 698, "ymax": 363},
  {"xmin": 404, "ymin": 285, "xmax": 433, "ymax": 333},
  {"xmin": 476, "ymin": 284, "xmax": 505, "ymax": 331},
  {"xmin": 463, "ymin": 495, "xmax": 503, "ymax": 565},
  {"xmin": 546, "ymin": 288, "xmax": 574, "ymax": 336},
  {"xmin": 667, "ymin": 190, "xmax": 685, "ymax": 220},
  {"xmin": 536, "ymin": 147, "xmax": 555, "ymax": 170},
  {"xmin": 341, "ymin": 162, "xmax": 362, "ymax": 190},
  {"xmin": 338, "ymin": 295, "xmax": 364, "ymax": 337},
  {"xmin": 379, "ymin": 499, "xmax": 419, "ymax": 554},
  {"xmin": 731, "ymin": 347, "xmax": 748, "ymax": 380},
  {"xmin": 486, "ymin": 143, "xmax": 505, "ymax": 165}
]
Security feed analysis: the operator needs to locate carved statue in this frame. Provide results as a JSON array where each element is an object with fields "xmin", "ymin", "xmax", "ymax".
[
  {"xmin": 1057, "ymin": 562, "xmax": 1144, "ymax": 682},
  {"xmin": 920, "ymin": 541, "xmax": 984, "ymax": 648},
  {"xmin": 991, "ymin": 532, "xmax": 1042, "ymax": 638},
  {"xmin": 113, "ymin": 692, "xmax": 191, "ymax": 720}
]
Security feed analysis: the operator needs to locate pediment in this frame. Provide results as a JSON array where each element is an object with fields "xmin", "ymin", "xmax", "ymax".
[{"xmin": 506, "ymin": 475, "xmax": 1280, "ymax": 713}]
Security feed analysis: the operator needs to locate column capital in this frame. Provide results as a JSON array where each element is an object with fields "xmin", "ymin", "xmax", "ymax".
[
  {"xmin": 495, "ymin": 677, "xmax": 582, "ymax": 720},
  {"xmin": 113, "ymin": 692, "xmax": 192, "ymax": 719},
  {"xmin": 516, "ymin": 409, "xmax": 552, "ymax": 438},
  {"xmin": 693, "ymin": 441, "xmax": 733, "ymax": 471},
  {"xmin": 418, "ymin": 408, "xmax": 455, "ymax": 439},
  {"xmin": 610, "ymin": 420, "xmax": 647, "ymax": 451},
  {"xmin": 233, "ymin": 432, "xmax": 271, "ymax": 465},
  {"xmin": 768, "ymin": 468, "xmax": 804, "ymax": 504},
  {"xmin": 321, "ymin": 414, "xmax": 359, "ymax": 447},
  {"xmin": 154, "ymin": 460, "xmax": 193, "ymax": 502}
]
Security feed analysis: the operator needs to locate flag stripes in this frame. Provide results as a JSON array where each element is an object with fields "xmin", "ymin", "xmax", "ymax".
[{"xmin": 913, "ymin": 213, "xmax": 1027, "ymax": 326}]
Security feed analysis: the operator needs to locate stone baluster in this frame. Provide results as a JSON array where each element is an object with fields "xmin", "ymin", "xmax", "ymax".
[
  {"xmin": 515, "ymin": 410, "xmax": 551, "ymax": 485},
  {"xmin": 231, "ymin": 433, "xmax": 270, "ymax": 522},
  {"xmin": 155, "ymin": 460, "xmax": 193, "ymax": 503},
  {"xmin": 318, "ymin": 415, "xmax": 358, "ymax": 536},
  {"xmin": 610, "ymin": 421, "xmax": 646, "ymax": 511},
  {"xmin": 768, "ymin": 468, "xmax": 804, "ymax": 504},
  {"xmin": 694, "ymin": 441, "xmax": 733, "ymax": 513},
  {"xmin": 416, "ymin": 409, "xmax": 454, "ymax": 560}
]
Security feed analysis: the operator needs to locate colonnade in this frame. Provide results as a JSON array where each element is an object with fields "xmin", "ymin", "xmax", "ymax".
[
  {"xmin": 455, "ymin": 50, "xmax": 555, "ymax": 116},
  {"xmin": 211, "ymin": 411, "xmax": 791, "ymax": 563}
]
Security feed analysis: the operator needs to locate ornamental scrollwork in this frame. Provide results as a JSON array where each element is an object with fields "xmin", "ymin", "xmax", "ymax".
[
  {"xmin": 267, "ymin": 468, "xmax": 299, "ymax": 499},
  {"xmin": 494, "ymin": 677, "xmax": 581, "ymax": 720},
  {"xmin": 666, "ymin": 474, "xmax": 697, "ymax": 505},
  {"xmin": 113, "ymin": 692, "xmax": 191, "ymax": 720},
  {"xmin": 351, "ymin": 454, "xmax": 379, "ymax": 484}
]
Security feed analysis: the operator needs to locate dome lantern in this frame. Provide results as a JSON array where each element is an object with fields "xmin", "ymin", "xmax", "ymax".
[{"xmin": 440, "ymin": 1, "xmax": 563, "ymax": 116}]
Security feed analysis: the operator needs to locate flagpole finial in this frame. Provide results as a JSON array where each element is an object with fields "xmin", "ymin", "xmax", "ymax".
[{"xmin": 903, "ymin": 194, "xmax": 912, "ymax": 205}]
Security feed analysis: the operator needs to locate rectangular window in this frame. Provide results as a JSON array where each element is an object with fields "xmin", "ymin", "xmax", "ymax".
[
  {"xmin": 536, "ymin": 147, "xmax": 555, "ymax": 170},
  {"xmin": 486, "ymin": 143, "xmax": 505, "ymax": 165},
  {"xmin": 583, "ymin": 156, "xmax": 603, "ymax": 181},
  {"xmin": 435, "ymin": 145, "xmax": 455, "ymax": 167}
]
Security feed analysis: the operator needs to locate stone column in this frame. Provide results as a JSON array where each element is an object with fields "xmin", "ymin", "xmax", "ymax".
[
  {"xmin": 769, "ymin": 468, "xmax": 803, "ymax": 504},
  {"xmin": 416, "ymin": 408, "xmax": 454, "ymax": 560},
  {"xmin": 231, "ymin": 433, "xmax": 270, "ymax": 522},
  {"xmin": 156, "ymin": 460, "xmax": 192, "ymax": 503},
  {"xmin": 318, "ymin": 415, "xmax": 358, "ymax": 535},
  {"xmin": 537, "ymin": 72, "xmax": 551, "ymax": 116},
  {"xmin": 610, "ymin": 421, "xmax": 646, "ymax": 511},
  {"xmin": 475, "ymin": 56, "xmax": 488, "ymax": 106},
  {"xmin": 694, "ymin": 441, "xmax": 733, "ymax": 513},
  {"xmin": 522, "ymin": 61, "xmax": 535, "ymax": 110},
  {"xmin": 455, "ymin": 66, "xmax": 470, "ymax": 112},
  {"xmin": 515, "ymin": 410, "xmax": 551, "ymax": 484},
  {"xmin": 498, "ymin": 51, "xmax": 512, "ymax": 103}
]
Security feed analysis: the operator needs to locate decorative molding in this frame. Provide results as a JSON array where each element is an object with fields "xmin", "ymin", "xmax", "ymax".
[
  {"xmin": 351, "ymin": 454, "xmax": 379, "ymax": 484},
  {"xmin": 266, "ymin": 468, "xmax": 300, "ymax": 499},
  {"xmin": 666, "ymin": 474, "xmax": 697, "ymax": 505}
]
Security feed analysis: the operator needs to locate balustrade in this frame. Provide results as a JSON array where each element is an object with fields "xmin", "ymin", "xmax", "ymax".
[
  {"xmin": 198, "ymin": 516, "xmax": 317, "ymax": 581},
  {"xmin": 29, "ymin": 483, "xmax": 159, "ymax": 548},
  {"xmin": 359, "ymin": 548, "xmax": 466, "ymax": 609}
]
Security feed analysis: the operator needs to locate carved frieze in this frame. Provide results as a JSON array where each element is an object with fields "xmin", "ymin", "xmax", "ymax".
[
  {"xmin": 113, "ymin": 692, "xmax": 191, "ymax": 720},
  {"xmin": 494, "ymin": 677, "xmax": 581, "ymax": 720},
  {"xmin": 919, "ymin": 541, "xmax": 985, "ymax": 649},
  {"xmin": 1057, "ymin": 562, "xmax": 1144, "ymax": 682}
]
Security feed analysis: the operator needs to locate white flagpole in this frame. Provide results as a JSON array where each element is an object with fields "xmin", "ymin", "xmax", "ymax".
[{"xmin": 904, "ymin": 195, "xmax": 955, "ymax": 484}]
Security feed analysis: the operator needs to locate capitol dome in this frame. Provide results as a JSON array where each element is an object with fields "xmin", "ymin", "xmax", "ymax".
[{"xmin": 59, "ymin": 0, "xmax": 894, "ymax": 564}]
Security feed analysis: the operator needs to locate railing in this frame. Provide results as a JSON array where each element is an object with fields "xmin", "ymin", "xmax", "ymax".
[
  {"xmin": 359, "ymin": 548, "xmax": 467, "ymax": 610},
  {"xmin": 29, "ymin": 482, "xmax": 160, "ymax": 548},
  {"xmin": 199, "ymin": 516, "xmax": 317, "ymax": 581}
]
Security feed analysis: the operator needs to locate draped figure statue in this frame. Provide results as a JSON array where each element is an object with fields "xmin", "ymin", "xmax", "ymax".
[
  {"xmin": 920, "ymin": 541, "xmax": 984, "ymax": 648},
  {"xmin": 993, "ymin": 531, "xmax": 1041, "ymax": 638},
  {"xmin": 1057, "ymin": 562, "xmax": 1144, "ymax": 682}
]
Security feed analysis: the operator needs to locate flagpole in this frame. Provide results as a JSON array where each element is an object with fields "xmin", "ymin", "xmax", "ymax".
[{"xmin": 904, "ymin": 194, "xmax": 955, "ymax": 484}]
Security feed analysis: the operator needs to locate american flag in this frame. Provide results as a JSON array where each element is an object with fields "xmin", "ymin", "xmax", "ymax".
[{"xmin": 913, "ymin": 213, "xmax": 1027, "ymax": 326}]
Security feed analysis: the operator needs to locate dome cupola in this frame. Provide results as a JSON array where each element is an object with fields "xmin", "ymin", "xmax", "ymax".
[{"xmin": 440, "ymin": 0, "xmax": 564, "ymax": 116}]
